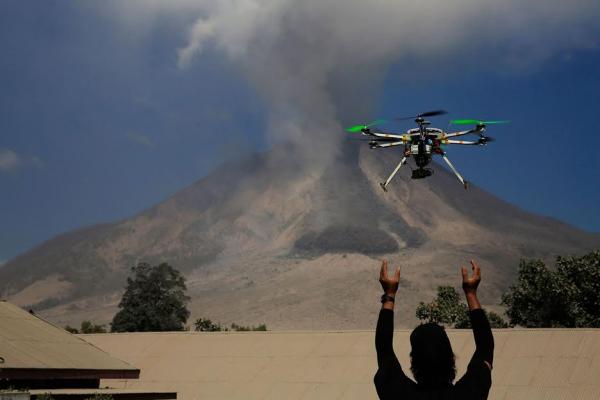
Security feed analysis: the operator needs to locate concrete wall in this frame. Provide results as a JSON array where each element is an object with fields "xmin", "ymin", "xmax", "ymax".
[{"xmin": 82, "ymin": 329, "xmax": 600, "ymax": 400}]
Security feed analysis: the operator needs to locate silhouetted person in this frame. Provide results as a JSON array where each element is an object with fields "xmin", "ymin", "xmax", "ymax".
[{"xmin": 375, "ymin": 260, "xmax": 494, "ymax": 399}]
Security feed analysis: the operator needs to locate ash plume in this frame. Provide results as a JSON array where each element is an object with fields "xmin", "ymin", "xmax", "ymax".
[
  {"xmin": 175, "ymin": 0, "xmax": 599, "ymax": 170},
  {"xmin": 104, "ymin": 0, "xmax": 600, "ymax": 171}
]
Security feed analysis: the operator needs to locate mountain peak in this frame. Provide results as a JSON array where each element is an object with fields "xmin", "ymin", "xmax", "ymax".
[{"xmin": 1, "ymin": 146, "xmax": 597, "ymax": 328}]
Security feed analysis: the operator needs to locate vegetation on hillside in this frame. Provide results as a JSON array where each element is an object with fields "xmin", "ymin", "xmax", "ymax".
[
  {"xmin": 102, "ymin": 261, "xmax": 267, "ymax": 333},
  {"xmin": 415, "ymin": 286, "xmax": 508, "ymax": 328},
  {"xmin": 65, "ymin": 320, "xmax": 107, "ymax": 334},
  {"xmin": 57, "ymin": 249, "xmax": 600, "ymax": 331},
  {"xmin": 194, "ymin": 318, "xmax": 267, "ymax": 332},
  {"xmin": 111, "ymin": 262, "xmax": 190, "ymax": 332},
  {"xmin": 416, "ymin": 250, "xmax": 600, "ymax": 328},
  {"xmin": 502, "ymin": 250, "xmax": 600, "ymax": 327}
]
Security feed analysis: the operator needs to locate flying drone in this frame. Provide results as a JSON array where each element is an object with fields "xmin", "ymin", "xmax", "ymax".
[{"xmin": 346, "ymin": 110, "xmax": 508, "ymax": 191}]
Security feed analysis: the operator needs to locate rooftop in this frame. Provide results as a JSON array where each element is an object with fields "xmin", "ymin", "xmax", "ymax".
[
  {"xmin": 82, "ymin": 327, "xmax": 600, "ymax": 400},
  {"xmin": 0, "ymin": 301, "xmax": 138, "ymax": 380}
]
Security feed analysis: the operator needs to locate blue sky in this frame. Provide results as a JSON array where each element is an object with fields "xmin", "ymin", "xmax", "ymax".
[{"xmin": 1, "ymin": 1, "xmax": 599, "ymax": 262}]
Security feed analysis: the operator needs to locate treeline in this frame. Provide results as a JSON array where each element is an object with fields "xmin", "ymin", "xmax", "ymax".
[
  {"xmin": 65, "ymin": 262, "xmax": 266, "ymax": 333},
  {"xmin": 194, "ymin": 318, "xmax": 267, "ymax": 332},
  {"xmin": 64, "ymin": 250, "xmax": 599, "ymax": 332},
  {"xmin": 65, "ymin": 321, "xmax": 107, "ymax": 334},
  {"xmin": 416, "ymin": 250, "xmax": 600, "ymax": 328}
]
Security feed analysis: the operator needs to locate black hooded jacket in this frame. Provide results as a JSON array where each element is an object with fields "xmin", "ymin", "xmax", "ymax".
[{"xmin": 374, "ymin": 309, "xmax": 494, "ymax": 399}]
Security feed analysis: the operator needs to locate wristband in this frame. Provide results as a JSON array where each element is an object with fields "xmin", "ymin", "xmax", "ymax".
[{"xmin": 381, "ymin": 294, "xmax": 395, "ymax": 303}]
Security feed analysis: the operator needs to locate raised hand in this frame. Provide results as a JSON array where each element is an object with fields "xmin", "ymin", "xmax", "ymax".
[
  {"xmin": 461, "ymin": 259, "xmax": 481, "ymax": 294},
  {"xmin": 462, "ymin": 260, "xmax": 482, "ymax": 310},
  {"xmin": 379, "ymin": 260, "xmax": 401, "ymax": 295}
]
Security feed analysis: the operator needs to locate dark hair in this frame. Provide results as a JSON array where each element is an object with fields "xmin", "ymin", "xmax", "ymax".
[{"xmin": 410, "ymin": 323, "xmax": 456, "ymax": 386}]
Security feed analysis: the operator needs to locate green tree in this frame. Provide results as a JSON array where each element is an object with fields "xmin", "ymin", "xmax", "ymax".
[
  {"xmin": 502, "ymin": 251, "xmax": 600, "ymax": 327},
  {"xmin": 230, "ymin": 322, "xmax": 268, "ymax": 331},
  {"xmin": 80, "ymin": 320, "xmax": 107, "ymax": 334},
  {"xmin": 111, "ymin": 262, "xmax": 190, "ymax": 332},
  {"xmin": 64, "ymin": 321, "xmax": 107, "ymax": 334},
  {"xmin": 194, "ymin": 318, "xmax": 223, "ymax": 332},
  {"xmin": 193, "ymin": 318, "xmax": 268, "ymax": 332},
  {"xmin": 416, "ymin": 286, "xmax": 468, "ymax": 327},
  {"xmin": 417, "ymin": 286, "xmax": 508, "ymax": 328},
  {"xmin": 452, "ymin": 310, "xmax": 509, "ymax": 329},
  {"xmin": 486, "ymin": 311, "xmax": 509, "ymax": 328},
  {"xmin": 555, "ymin": 251, "xmax": 600, "ymax": 327}
]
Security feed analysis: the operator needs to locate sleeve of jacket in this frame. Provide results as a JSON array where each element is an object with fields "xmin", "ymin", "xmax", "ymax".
[
  {"xmin": 454, "ymin": 309, "xmax": 494, "ymax": 398},
  {"xmin": 374, "ymin": 309, "xmax": 412, "ymax": 399}
]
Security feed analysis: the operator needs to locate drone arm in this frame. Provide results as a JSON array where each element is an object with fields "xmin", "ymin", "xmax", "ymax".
[
  {"xmin": 365, "ymin": 130, "xmax": 407, "ymax": 140},
  {"xmin": 443, "ymin": 129, "xmax": 478, "ymax": 138},
  {"xmin": 444, "ymin": 124, "xmax": 486, "ymax": 138},
  {"xmin": 372, "ymin": 141, "xmax": 406, "ymax": 148},
  {"xmin": 443, "ymin": 139, "xmax": 480, "ymax": 145},
  {"xmin": 441, "ymin": 153, "xmax": 468, "ymax": 189}
]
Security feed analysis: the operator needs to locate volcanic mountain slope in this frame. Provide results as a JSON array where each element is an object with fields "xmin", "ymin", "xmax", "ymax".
[{"xmin": 1, "ymin": 144, "xmax": 598, "ymax": 329}]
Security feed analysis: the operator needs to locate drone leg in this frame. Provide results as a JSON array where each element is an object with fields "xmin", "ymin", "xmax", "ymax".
[
  {"xmin": 441, "ymin": 153, "xmax": 469, "ymax": 190},
  {"xmin": 380, "ymin": 156, "xmax": 407, "ymax": 192}
]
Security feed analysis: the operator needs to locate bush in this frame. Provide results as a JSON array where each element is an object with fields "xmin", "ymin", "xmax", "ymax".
[
  {"xmin": 416, "ymin": 286, "xmax": 509, "ymax": 328},
  {"xmin": 64, "ymin": 325, "xmax": 79, "ymax": 334},
  {"xmin": 415, "ymin": 286, "xmax": 469, "ymax": 327},
  {"xmin": 65, "ymin": 321, "xmax": 108, "ymax": 334},
  {"xmin": 194, "ymin": 318, "xmax": 268, "ymax": 332},
  {"xmin": 80, "ymin": 321, "xmax": 107, "ymax": 334},
  {"xmin": 230, "ymin": 322, "xmax": 267, "ymax": 331},
  {"xmin": 194, "ymin": 318, "xmax": 223, "ymax": 332}
]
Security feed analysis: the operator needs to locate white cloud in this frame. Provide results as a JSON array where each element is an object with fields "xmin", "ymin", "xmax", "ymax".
[
  {"xmin": 0, "ymin": 149, "xmax": 21, "ymax": 172},
  {"xmin": 178, "ymin": 18, "xmax": 216, "ymax": 68}
]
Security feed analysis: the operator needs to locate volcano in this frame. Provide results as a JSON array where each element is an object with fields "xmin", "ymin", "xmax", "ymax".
[{"xmin": 1, "ymin": 144, "xmax": 598, "ymax": 329}]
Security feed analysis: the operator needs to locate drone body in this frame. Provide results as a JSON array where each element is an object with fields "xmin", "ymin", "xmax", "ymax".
[{"xmin": 346, "ymin": 110, "xmax": 508, "ymax": 191}]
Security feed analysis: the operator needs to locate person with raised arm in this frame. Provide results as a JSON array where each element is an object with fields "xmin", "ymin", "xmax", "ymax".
[{"xmin": 374, "ymin": 259, "xmax": 494, "ymax": 399}]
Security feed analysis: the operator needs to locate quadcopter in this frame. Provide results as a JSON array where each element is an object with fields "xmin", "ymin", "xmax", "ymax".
[{"xmin": 346, "ymin": 110, "xmax": 508, "ymax": 191}]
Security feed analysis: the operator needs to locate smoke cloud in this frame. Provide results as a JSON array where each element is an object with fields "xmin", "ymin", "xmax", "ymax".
[
  {"xmin": 174, "ymin": 0, "xmax": 598, "ymax": 167},
  {"xmin": 111, "ymin": 0, "xmax": 600, "ymax": 169}
]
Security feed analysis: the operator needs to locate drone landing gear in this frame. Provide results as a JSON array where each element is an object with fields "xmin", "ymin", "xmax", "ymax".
[
  {"xmin": 379, "ymin": 156, "xmax": 407, "ymax": 192},
  {"xmin": 441, "ymin": 153, "xmax": 468, "ymax": 190}
]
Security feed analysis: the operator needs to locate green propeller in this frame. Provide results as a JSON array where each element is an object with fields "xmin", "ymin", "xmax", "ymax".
[
  {"xmin": 450, "ymin": 119, "xmax": 510, "ymax": 125},
  {"xmin": 346, "ymin": 119, "xmax": 387, "ymax": 133}
]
